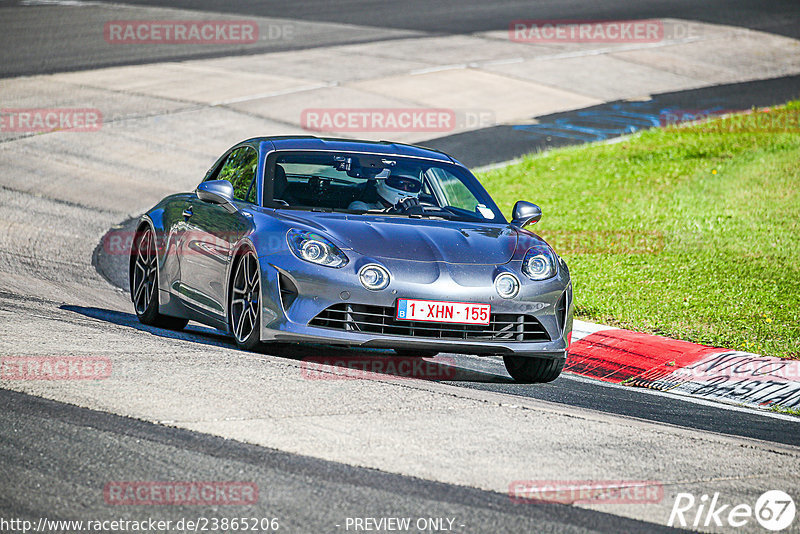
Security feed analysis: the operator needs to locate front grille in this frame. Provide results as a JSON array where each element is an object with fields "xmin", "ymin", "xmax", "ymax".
[{"xmin": 309, "ymin": 303, "xmax": 550, "ymax": 342}]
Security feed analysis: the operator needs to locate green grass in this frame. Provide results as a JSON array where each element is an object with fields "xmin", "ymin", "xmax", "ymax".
[
  {"xmin": 770, "ymin": 405, "xmax": 800, "ymax": 417},
  {"xmin": 478, "ymin": 102, "xmax": 800, "ymax": 359}
]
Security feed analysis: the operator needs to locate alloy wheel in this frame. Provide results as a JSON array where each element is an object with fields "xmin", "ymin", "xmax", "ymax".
[
  {"xmin": 231, "ymin": 252, "xmax": 260, "ymax": 343},
  {"xmin": 132, "ymin": 227, "xmax": 157, "ymax": 315}
]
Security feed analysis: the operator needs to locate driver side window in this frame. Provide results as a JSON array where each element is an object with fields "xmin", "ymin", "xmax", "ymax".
[{"xmin": 211, "ymin": 146, "xmax": 258, "ymax": 204}]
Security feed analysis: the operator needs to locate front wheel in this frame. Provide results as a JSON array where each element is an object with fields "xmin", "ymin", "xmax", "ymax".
[
  {"xmin": 130, "ymin": 225, "xmax": 188, "ymax": 330},
  {"xmin": 503, "ymin": 355, "xmax": 564, "ymax": 383},
  {"xmin": 229, "ymin": 250, "xmax": 263, "ymax": 351}
]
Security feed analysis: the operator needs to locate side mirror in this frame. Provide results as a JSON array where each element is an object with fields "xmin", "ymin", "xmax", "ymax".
[
  {"xmin": 197, "ymin": 180, "xmax": 237, "ymax": 213},
  {"xmin": 511, "ymin": 201, "xmax": 542, "ymax": 228}
]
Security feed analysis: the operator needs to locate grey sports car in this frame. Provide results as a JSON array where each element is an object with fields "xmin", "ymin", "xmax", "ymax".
[{"xmin": 130, "ymin": 136, "xmax": 573, "ymax": 382}]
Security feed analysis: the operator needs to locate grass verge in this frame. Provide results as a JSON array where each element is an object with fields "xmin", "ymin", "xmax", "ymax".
[
  {"xmin": 770, "ymin": 405, "xmax": 800, "ymax": 417},
  {"xmin": 479, "ymin": 102, "xmax": 800, "ymax": 359}
]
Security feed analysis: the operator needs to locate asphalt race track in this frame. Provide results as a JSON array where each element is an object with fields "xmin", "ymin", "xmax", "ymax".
[
  {"xmin": 427, "ymin": 74, "xmax": 800, "ymax": 167},
  {"xmin": 92, "ymin": 224, "xmax": 800, "ymax": 449},
  {"xmin": 2, "ymin": 389, "xmax": 674, "ymax": 534},
  {"xmin": 1, "ymin": 1, "xmax": 799, "ymax": 532},
  {"xmin": 2, "ymin": 0, "xmax": 800, "ymax": 78}
]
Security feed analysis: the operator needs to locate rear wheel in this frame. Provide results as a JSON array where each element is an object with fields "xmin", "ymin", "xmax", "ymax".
[
  {"xmin": 130, "ymin": 225, "xmax": 188, "ymax": 330},
  {"xmin": 503, "ymin": 355, "xmax": 564, "ymax": 383},
  {"xmin": 230, "ymin": 250, "xmax": 263, "ymax": 351}
]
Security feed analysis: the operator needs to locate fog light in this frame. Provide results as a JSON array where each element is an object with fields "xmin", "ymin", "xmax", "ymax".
[
  {"xmin": 359, "ymin": 264, "xmax": 390, "ymax": 291},
  {"xmin": 495, "ymin": 273, "xmax": 520, "ymax": 299}
]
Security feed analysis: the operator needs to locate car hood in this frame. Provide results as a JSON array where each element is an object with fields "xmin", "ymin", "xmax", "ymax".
[{"xmin": 273, "ymin": 211, "xmax": 518, "ymax": 265}]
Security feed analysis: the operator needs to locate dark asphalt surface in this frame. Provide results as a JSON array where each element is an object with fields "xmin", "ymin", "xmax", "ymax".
[
  {"xmin": 0, "ymin": 388, "xmax": 679, "ymax": 534},
  {"xmin": 0, "ymin": 0, "xmax": 420, "ymax": 78},
  {"xmin": 65, "ymin": 296, "xmax": 800, "ymax": 450},
  {"xmin": 427, "ymin": 75, "xmax": 800, "ymax": 167},
  {"xmin": 89, "ymin": 0, "xmax": 800, "ymax": 38},
  {"xmin": 2, "ymin": 0, "xmax": 800, "ymax": 77},
  {"xmin": 451, "ymin": 377, "xmax": 800, "ymax": 448}
]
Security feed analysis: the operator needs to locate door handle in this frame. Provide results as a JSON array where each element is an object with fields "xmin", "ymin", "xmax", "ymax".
[{"xmin": 182, "ymin": 207, "xmax": 193, "ymax": 218}]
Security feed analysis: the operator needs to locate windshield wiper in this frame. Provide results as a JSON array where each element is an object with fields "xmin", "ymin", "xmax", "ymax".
[
  {"xmin": 358, "ymin": 208, "xmax": 457, "ymax": 220},
  {"xmin": 410, "ymin": 212, "xmax": 453, "ymax": 220}
]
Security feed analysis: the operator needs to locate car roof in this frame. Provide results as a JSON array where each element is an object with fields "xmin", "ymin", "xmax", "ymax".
[{"xmin": 244, "ymin": 135, "xmax": 457, "ymax": 164}]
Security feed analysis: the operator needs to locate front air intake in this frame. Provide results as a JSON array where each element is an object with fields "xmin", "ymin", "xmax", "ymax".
[
  {"xmin": 310, "ymin": 304, "xmax": 550, "ymax": 342},
  {"xmin": 278, "ymin": 273, "xmax": 299, "ymax": 310}
]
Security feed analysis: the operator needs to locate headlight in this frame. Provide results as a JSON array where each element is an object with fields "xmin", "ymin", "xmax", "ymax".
[
  {"xmin": 494, "ymin": 272, "xmax": 520, "ymax": 299},
  {"xmin": 287, "ymin": 229, "xmax": 348, "ymax": 268},
  {"xmin": 359, "ymin": 264, "xmax": 390, "ymax": 291},
  {"xmin": 522, "ymin": 245, "xmax": 558, "ymax": 280}
]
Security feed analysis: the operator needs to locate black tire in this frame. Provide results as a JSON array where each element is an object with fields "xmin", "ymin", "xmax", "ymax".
[
  {"xmin": 503, "ymin": 355, "xmax": 565, "ymax": 383},
  {"xmin": 130, "ymin": 225, "xmax": 188, "ymax": 330},
  {"xmin": 393, "ymin": 348, "xmax": 439, "ymax": 358},
  {"xmin": 229, "ymin": 249, "xmax": 264, "ymax": 351}
]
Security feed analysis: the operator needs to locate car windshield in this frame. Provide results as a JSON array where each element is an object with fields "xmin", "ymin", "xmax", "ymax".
[{"xmin": 265, "ymin": 151, "xmax": 505, "ymax": 223}]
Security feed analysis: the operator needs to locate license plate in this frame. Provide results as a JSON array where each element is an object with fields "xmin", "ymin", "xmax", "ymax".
[{"xmin": 396, "ymin": 299, "xmax": 490, "ymax": 325}]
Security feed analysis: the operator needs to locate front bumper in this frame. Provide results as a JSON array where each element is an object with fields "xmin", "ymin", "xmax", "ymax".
[{"xmin": 257, "ymin": 252, "xmax": 573, "ymax": 358}]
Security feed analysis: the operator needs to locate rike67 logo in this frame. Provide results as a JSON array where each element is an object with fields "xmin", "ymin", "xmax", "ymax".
[{"xmin": 669, "ymin": 490, "xmax": 795, "ymax": 531}]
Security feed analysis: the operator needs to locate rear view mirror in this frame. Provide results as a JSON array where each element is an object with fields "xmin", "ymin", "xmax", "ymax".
[
  {"xmin": 511, "ymin": 201, "xmax": 542, "ymax": 228},
  {"xmin": 197, "ymin": 180, "xmax": 237, "ymax": 213}
]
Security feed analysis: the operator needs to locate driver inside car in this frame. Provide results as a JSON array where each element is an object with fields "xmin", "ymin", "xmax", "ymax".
[{"xmin": 348, "ymin": 171, "xmax": 425, "ymax": 214}]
